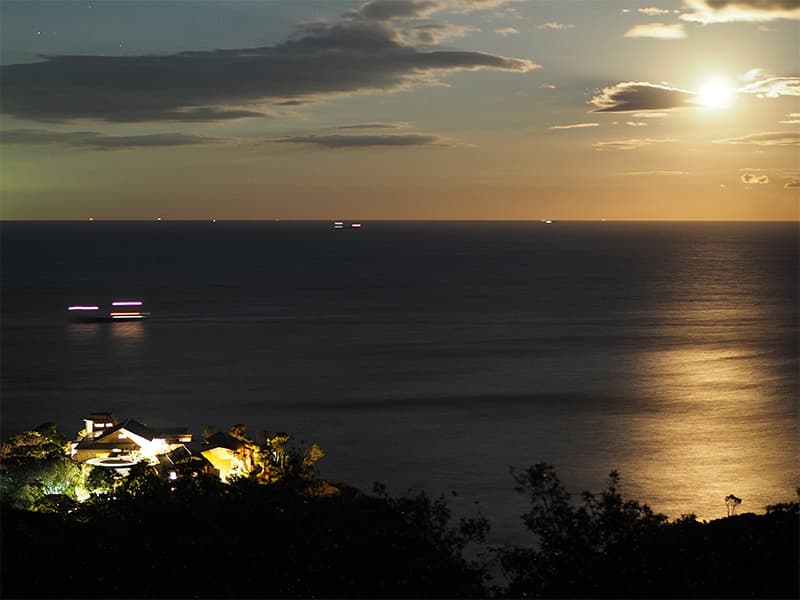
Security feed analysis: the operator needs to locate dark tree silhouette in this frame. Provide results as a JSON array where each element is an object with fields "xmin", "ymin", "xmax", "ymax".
[{"xmin": 725, "ymin": 493, "xmax": 743, "ymax": 516}]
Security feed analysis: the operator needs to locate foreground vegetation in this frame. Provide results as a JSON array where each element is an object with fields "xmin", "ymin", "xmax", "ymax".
[{"xmin": 1, "ymin": 424, "xmax": 797, "ymax": 598}]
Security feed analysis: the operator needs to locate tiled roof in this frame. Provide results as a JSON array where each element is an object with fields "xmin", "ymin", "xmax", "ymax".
[{"xmin": 204, "ymin": 431, "xmax": 248, "ymax": 452}]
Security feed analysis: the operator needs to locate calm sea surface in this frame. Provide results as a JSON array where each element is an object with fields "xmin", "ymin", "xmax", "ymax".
[{"xmin": 2, "ymin": 221, "xmax": 797, "ymax": 543}]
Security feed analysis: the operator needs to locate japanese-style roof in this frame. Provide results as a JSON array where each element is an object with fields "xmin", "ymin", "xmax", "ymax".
[
  {"xmin": 74, "ymin": 439, "xmax": 138, "ymax": 450},
  {"xmin": 86, "ymin": 419, "xmax": 189, "ymax": 444},
  {"xmin": 73, "ymin": 417, "xmax": 191, "ymax": 458},
  {"xmin": 164, "ymin": 444, "xmax": 206, "ymax": 464},
  {"xmin": 156, "ymin": 444, "xmax": 213, "ymax": 476},
  {"xmin": 203, "ymin": 431, "xmax": 249, "ymax": 452},
  {"xmin": 114, "ymin": 419, "xmax": 157, "ymax": 440},
  {"xmin": 85, "ymin": 412, "xmax": 114, "ymax": 421}
]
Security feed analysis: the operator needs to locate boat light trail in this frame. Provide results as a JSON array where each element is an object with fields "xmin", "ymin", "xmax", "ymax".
[
  {"xmin": 112, "ymin": 301, "xmax": 143, "ymax": 306},
  {"xmin": 68, "ymin": 306, "xmax": 99, "ymax": 311}
]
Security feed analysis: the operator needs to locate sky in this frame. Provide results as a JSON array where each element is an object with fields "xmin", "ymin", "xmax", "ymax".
[{"xmin": 1, "ymin": 0, "xmax": 798, "ymax": 221}]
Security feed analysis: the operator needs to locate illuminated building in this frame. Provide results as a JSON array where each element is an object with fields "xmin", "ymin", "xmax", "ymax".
[{"xmin": 72, "ymin": 414, "xmax": 192, "ymax": 463}]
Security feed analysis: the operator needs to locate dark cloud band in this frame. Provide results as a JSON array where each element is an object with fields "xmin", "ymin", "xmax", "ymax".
[
  {"xmin": 1, "ymin": 129, "xmax": 215, "ymax": 149},
  {"xmin": 1, "ymin": 18, "xmax": 536, "ymax": 123},
  {"xmin": 590, "ymin": 82, "xmax": 696, "ymax": 112},
  {"xmin": 272, "ymin": 133, "xmax": 445, "ymax": 148}
]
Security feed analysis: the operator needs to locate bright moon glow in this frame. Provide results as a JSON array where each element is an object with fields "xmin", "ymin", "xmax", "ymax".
[{"xmin": 697, "ymin": 79, "xmax": 734, "ymax": 108}]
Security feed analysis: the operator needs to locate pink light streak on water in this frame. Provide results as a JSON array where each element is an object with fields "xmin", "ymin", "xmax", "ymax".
[
  {"xmin": 68, "ymin": 306, "xmax": 99, "ymax": 311},
  {"xmin": 112, "ymin": 301, "xmax": 143, "ymax": 306}
]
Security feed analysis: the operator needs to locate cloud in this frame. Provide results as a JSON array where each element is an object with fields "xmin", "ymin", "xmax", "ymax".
[
  {"xmin": 624, "ymin": 22, "xmax": 688, "ymax": 38},
  {"xmin": 495, "ymin": 26, "xmax": 519, "ymax": 35},
  {"xmin": 272, "ymin": 133, "xmax": 447, "ymax": 148},
  {"xmin": 592, "ymin": 138, "xmax": 676, "ymax": 150},
  {"xmin": 590, "ymin": 81, "xmax": 696, "ymax": 112},
  {"xmin": 638, "ymin": 7, "xmax": 672, "ymax": 15},
  {"xmin": 539, "ymin": 83, "xmax": 557, "ymax": 89},
  {"xmin": 406, "ymin": 22, "xmax": 477, "ymax": 44},
  {"xmin": 1, "ymin": 15, "xmax": 537, "ymax": 123},
  {"xmin": 626, "ymin": 121, "xmax": 648, "ymax": 126},
  {"xmin": 549, "ymin": 122, "xmax": 599, "ymax": 129},
  {"xmin": 780, "ymin": 112, "xmax": 800, "ymax": 123},
  {"xmin": 738, "ymin": 77, "xmax": 800, "ymax": 98},
  {"xmin": 714, "ymin": 131, "xmax": 800, "ymax": 146},
  {"xmin": 631, "ymin": 111, "xmax": 670, "ymax": 117},
  {"xmin": 536, "ymin": 22, "xmax": 575, "ymax": 30},
  {"xmin": 784, "ymin": 179, "xmax": 800, "ymax": 188},
  {"xmin": 337, "ymin": 122, "xmax": 409, "ymax": 129},
  {"xmin": 353, "ymin": 0, "xmax": 440, "ymax": 21},
  {"xmin": 349, "ymin": 0, "xmax": 514, "ymax": 22},
  {"xmin": 741, "ymin": 67, "xmax": 768, "ymax": 81},
  {"xmin": 1, "ymin": 128, "xmax": 216, "ymax": 149},
  {"xmin": 680, "ymin": 0, "xmax": 800, "ymax": 24},
  {"xmin": 741, "ymin": 173, "xmax": 770, "ymax": 183}
]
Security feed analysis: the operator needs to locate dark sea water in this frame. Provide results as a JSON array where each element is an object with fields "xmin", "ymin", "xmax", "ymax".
[{"xmin": 2, "ymin": 221, "xmax": 798, "ymax": 543}]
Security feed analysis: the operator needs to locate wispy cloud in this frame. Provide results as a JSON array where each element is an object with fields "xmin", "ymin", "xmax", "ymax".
[
  {"xmin": 536, "ymin": 22, "xmax": 575, "ymax": 30},
  {"xmin": 741, "ymin": 67, "xmax": 768, "ymax": 82},
  {"xmin": 780, "ymin": 112, "xmax": 800, "ymax": 123},
  {"xmin": 681, "ymin": 0, "xmax": 800, "ymax": 24},
  {"xmin": 272, "ymin": 133, "xmax": 448, "ymax": 148},
  {"xmin": 337, "ymin": 122, "xmax": 410, "ymax": 130},
  {"xmin": 714, "ymin": 131, "xmax": 800, "ymax": 146},
  {"xmin": 592, "ymin": 138, "xmax": 676, "ymax": 151},
  {"xmin": 784, "ymin": 179, "xmax": 800, "ymax": 189},
  {"xmin": 1, "ymin": 7, "xmax": 537, "ymax": 123},
  {"xmin": 738, "ymin": 77, "xmax": 800, "ymax": 98},
  {"xmin": 624, "ymin": 23, "xmax": 687, "ymax": 39},
  {"xmin": 0, "ymin": 128, "xmax": 216, "ymax": 150},
  {"xmin": 741, "ymin": 173, "xmax": 770, "ymax": 184},
  {"xmin": 494, "ymin": 26, "xmax": 519, "ymax": 36},
  {"xmin": 549, "ymin": 122, "xmax": 600, "ymax": 130},
  {"xmin": 638, "ymin": 7, "xmax": 671, "ymax": 15},
  {"xmin": 590, "ymin": 82, "xmax": 695, "ymax": 112}
]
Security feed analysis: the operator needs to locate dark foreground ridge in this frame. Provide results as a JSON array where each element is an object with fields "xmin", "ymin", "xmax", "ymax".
[{"xmin": 1, "ymin": 423, "xmax": 797, "ymax": 598}]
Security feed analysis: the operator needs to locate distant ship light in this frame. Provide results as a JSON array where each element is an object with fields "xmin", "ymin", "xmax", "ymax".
[
  {"xmin": 68, "ymin": 306, "xmax": 99, "ymax": 311},
  {"xmin": 111, "ymin": 301, "xmax": 143, "ymax": 306}
]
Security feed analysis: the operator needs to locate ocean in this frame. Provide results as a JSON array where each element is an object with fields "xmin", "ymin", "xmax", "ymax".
[{"xmin": 2, "ymin": 220, "xmax": 797, "ymax": 544}]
